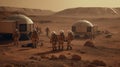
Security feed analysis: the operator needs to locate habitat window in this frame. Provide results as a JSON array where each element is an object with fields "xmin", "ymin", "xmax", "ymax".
[
  {"xmin": 87, "ymin": 27, "xmax": 92, "ymax": 32},
  {"xmin": 72, "ymin": 26, "xmax": 76, "ymax": 32},
  {"xmin": 19, "ymin": 24, "xmax": 27, "ymax": 32}
]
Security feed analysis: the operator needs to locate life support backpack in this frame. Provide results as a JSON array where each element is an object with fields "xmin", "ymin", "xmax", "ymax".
[{"xmin": 51, "ymin": 33, "xmax": 58, "ymax": 42}]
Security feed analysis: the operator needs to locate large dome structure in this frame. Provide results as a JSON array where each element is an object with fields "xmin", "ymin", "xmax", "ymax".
[
  {"xmin": 8, "ymin": 14, "xmax": 33, "ymax": 24},
  {"xmin": 0, "ymin": 14, "xmax": 34, "ymax": 41}
]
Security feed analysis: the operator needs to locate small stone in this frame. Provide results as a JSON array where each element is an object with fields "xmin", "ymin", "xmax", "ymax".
[
  {"xmin": 58, "ymin": 54, "xmax": 67, "ymax": 60},
  {"xmin": 91, "ymin": 60, "xmax": 106, "ymax": 66},
  {"xmin": 49, "ymin": 55, "xmax": 58, "ymax": 60},
  {"xmin": 71, "ymin": 54, "xmax": 81, "ymax": 61},
  {"xmin": 84, "ymin": 40, "xmax": 95, "ymax": 48}
]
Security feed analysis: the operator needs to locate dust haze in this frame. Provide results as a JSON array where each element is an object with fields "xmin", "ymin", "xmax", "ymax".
[{"xmin": 0, "ymin": 4, "xmax": 120, "ymax": 67}]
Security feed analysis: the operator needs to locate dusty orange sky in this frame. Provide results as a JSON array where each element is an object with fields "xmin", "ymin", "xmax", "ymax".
[{"xmin": 0, "ymin": 0, "xmax": 120, "ymax": 11}]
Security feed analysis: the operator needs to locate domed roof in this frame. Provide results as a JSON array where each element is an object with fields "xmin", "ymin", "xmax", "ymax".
[
  {"xmin": 73, "ymin": 20, "xmax": 93, "ymax": 27},
  {"xmin": 8, "ymin": 14, "xmax": 33, "ymax": 24}
]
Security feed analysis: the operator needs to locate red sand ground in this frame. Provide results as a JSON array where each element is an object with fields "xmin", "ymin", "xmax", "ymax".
[{"xmin": 0, "ymin": 17, "xmax": 120, "ymax": 67}]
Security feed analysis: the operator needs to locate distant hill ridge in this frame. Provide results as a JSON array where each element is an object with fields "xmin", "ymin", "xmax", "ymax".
[
  {"xmin": 0, "ymin": 6, "xmax": 55, "ymax": 16},
  {"xmin": 54, "ymin": 7, "xmax": 120, "ymax": 17},
  {"xmin": 0, "ymin": 7, "xmax": 120, "ymax": 19}
]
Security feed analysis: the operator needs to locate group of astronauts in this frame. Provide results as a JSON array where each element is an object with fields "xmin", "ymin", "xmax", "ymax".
[
  {"xmin": 12, "ymin": 28, "xmax": 74, "ymax": 51},
  {"xmin": 50, "ymin": 30, "xmax": 74, "ymax": 51}
]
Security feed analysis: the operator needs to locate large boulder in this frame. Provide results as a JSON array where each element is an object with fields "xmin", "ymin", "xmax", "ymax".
[{"xmin": 84, "ymin": 40, "xmax": 95, "ymax": 48}]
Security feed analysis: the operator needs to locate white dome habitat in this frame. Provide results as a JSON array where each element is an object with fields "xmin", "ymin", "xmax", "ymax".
[
  {"xmin": 72, "ymin": 20, "xmax": 94, "ymax": 38},
  {"xmin": 8, "ymin": 14, "xmax": 33, "ymax": 24}
]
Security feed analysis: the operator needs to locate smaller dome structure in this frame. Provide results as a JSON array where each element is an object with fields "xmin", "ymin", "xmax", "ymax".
[
  {"xmin": 72, "ymin": 20, "xmax": 95, "ymax": 39},
  {"xmin": 72, "ymin": 20, "xmax": 93, "ymax": 27}
]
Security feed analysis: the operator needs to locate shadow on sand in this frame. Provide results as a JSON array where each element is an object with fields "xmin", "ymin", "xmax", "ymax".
[
  {"xmin": 0, "ymin": 41, "xmax": 13, "ymax": 45},
  {"xmin": 34, "ymin": 50, "xmax": 63, "ymax": 55}
]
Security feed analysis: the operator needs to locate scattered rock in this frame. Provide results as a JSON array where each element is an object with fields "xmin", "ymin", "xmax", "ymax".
[
  {"xmin": 30, "ymin": 60, "xmax": 36, "ymax": 63},
  {"xmin": 40, "ymin": 55, "xmax": 49, "ymax": 59},
  {"xmin": 49, "ymin": 55, "xmax": 58, "ymax": 60},
  {"xmin": 29, "ymin": 56, "xmax": 39, "ymax": 61},
  {"xmin": 29, "ymin": 56, "xmax": 35, "ymax": 59},
  {"xmin": 2, "ymin": 52, "xmax": 7, "ymax": 55},
  {"xmin": 71, "ymin": 54, "xmax": 81, "ymax": 61},
  {"xmin": 80, "ymin": 51, "xmax": 86, "ymax": 54},
  {"xmin": 21, "ymin": 43, "xmax": 34, "ymax": 48},
  {"xmin": 40, "ymin": 42, "xmax": 44, "ymax": 46},
  {"xmin": 67, "ymin": 53, "xmax": 71, "ymax": 55},
  {"xmin": 118, "ymin": 63, "xmax": 120, "ymax": 67},
  {"xmin": 82, "ymin": 60, "xmax": 91, "ymax": 66},
  {"xmin": 58, "ymin": 54, "xmax": 67, "ymax": 60},
  {"xmin": 4, "ymin": 64, "xmax": 14, "ymax": 67},
  {"xmin": 91, "ymin": 60, "xmax": 106, "ymax": 66},
  {"xmin": 84, "ymin": 40, "xmax": 95, "ymax": 48},
  {"xmin": 105, "ymin": 34, "xmax": 112, "ymax": 38},
  {"xmin": 86, "ymin": 64, "xmax": 96, "ymax": 67}
]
